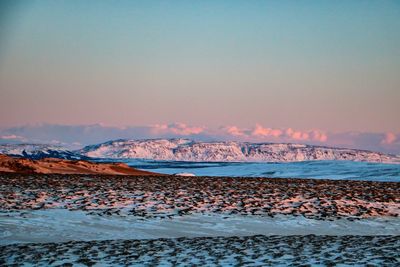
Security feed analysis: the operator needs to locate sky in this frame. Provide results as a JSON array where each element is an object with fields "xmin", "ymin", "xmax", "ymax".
[{"xmin": 0, "ymin": 1, "xmax": 399, "ymax": 153}]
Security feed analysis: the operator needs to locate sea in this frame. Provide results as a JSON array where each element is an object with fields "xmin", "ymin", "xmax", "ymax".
[{"xmin": 96, "ymin": 159, "xmax": 400, "ymax": 182}]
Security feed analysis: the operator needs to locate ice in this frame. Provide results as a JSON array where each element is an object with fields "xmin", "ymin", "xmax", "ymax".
[
  {"xmin": 99, "ymin": 159, "xmax": 400, "ymax": 182},
  {"xmin": 174, "ymin": 172, "xmax": 196, "ymax": 176},
  {"xmin": 1, "ymin": 210, "xmax": 399, "ymax": 245}
]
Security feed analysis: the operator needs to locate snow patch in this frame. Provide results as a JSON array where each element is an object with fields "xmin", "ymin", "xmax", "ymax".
[{"xmin": 79, "ymin": 139, "xmax": 400, "ymax": 163}]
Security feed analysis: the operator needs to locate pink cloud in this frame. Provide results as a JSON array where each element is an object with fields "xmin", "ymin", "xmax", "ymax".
[
  {"xmin": 0, "ymin": 135, "xmax": 26, "ymax": 141},
  {"xmin": 290, "ymin": 131, "xmax": 309, "ymax": 140},
  {"xmin": 381, "ymin": 132, "xmax": 397, "ymax": 145},
  {"xmin": 1, "ymin": 123, "xmax": 398, "ymax": 154},
  {"xmin": 310, "ymin": 130, "xmax": 328, "ymax": 142},
  {"xmin": 225, "ymin": 126, "xmax": 246, "ymax": 137},
  {"xmin": 285, "ymin": 128, "xmax": 294, "ymax": 136},
  {"xmin": 284, "ymin": 128, "xmax": 327, "ymax": 142},
  {"xmin": 151, "ymin": 123, "xmax": 204, "ymax": 136},
  {"xmin": 251, "ymin": 124, "xmax": 283, "ymax": 138},
  {"xmin": 225, "ymin": 124, "xmax": 328, "ymax": 143},
  {"xmin": 270, "ymin": 129, "xmax": 283, "ymax": 137}
]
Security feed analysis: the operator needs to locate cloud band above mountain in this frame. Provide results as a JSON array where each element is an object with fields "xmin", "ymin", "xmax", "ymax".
[{"xmin": 0, "ymin": 123, "xmax": 398, "ymax": 154}]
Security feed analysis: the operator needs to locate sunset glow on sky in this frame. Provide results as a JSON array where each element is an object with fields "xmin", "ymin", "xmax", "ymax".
[{"xmin": 0, "ymin": 1, "xmax": 399, "ymax": 152}]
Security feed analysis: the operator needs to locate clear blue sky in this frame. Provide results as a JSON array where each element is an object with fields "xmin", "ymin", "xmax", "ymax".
[{"xmin": 0, "ymin": 0, "xmax": 399, "ymax": 133}]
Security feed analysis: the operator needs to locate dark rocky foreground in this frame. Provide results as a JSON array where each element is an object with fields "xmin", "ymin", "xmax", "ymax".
[
  {"xmin": 1, "ymin": 235, "xmax": 399, "ymax": 266},
  {"xmin": 0, "ymin": 173, "xmax": 399, "ymax": 220},
  {"xmin": 1, "ymin": 173, "xmax": 399, "ymax": 266}
]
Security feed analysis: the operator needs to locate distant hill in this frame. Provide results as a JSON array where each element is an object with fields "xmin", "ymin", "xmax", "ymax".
[
  {"xmin": 2, "ymin": 139, "xmax": 399, "ymax": 164},
  {"xmin": 0, "ymin": 154, "xmax": 158, "ymax": 175},
  {"xmin": 79, "ymin": 138, "xmax": 400, "ymax": 164},
  {"xmin": 0, "ymin": 144, "xmax": 88, "ymax": 160}
]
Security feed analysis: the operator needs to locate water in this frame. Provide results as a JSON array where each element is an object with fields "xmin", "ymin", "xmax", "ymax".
[{"xmin": 96, "ymin": 159, "xmax": 400, "ymax": 182}]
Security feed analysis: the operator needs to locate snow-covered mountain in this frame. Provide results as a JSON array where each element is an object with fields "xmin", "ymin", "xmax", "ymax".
[
  {"xmin": 0, "ymin": 144, "xmax": 88, "ymax": 160},
  {"xmin": 79, "ymin": 139, "xmax": 400, "ymax": 163}
]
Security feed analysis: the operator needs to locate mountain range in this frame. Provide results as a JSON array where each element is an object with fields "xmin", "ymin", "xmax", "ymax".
[
  {"xmin": 0, "ymin": 144, "xmax": 87, "ymax": 160},
  {"xmin": 78, "ymin": 139, "xmax": 400, "ymax": 164},
  {"xmin": 1, "ymin": 139, "xmax": 399, "ymax": 164}
]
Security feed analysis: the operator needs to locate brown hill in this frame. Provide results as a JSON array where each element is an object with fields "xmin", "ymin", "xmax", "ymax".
[{"xmin": 0, "ymin": 154, "xmax": 158, "ymax": 175}]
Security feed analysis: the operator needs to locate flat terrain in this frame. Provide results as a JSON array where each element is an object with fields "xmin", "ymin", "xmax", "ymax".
[
  {"xmin": 1, "ymin": 235, "xmax": 399, "ymax": 266},
  {"xmin": 1, "ymin": 173, "xmax": 398, "ymax": 220},
  {"xmin": 1, "ymin": 173, "xmax": 399, "ymax": 266}
]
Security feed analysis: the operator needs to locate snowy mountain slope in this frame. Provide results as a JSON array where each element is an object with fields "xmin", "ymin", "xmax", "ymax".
[
  {"xmin": 0, "ymin": 144, "xmax": 88, "ymax": 160},
  {"xmin": 79, "ymin": 139, "xmax": 400, "ymax": 163}
]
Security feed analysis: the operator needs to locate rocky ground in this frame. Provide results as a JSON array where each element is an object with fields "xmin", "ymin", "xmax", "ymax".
[
  {"xmin": 1, "ymin": 173, "xmax": 399, "ymax": 266},
  {"xmin": 1, "ymin": 235, "xmax": 399, "ymax": 266},
  {"xmin": 0, "ymin": 173, "xmax": 399, "ymax": 220}
]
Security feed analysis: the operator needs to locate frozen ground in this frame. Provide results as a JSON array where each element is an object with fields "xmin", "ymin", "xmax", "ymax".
[
  {"xmin": 2, "ymin": 235, "xmax": 399, "ymax": 266},
  {"xmin": 1, "ymin": 174, "xmax": 399, "ymax": 220},
  {"xmin": 1, "ymin": 173, "xmax": 399, "ymax": 266},
  {"xmin": 102, "ymin": 159, "xmax": 400, "ymax": 182},
  {"xmin": 1, "ymin": 210, "xmax": 399, "ymax": 245}
]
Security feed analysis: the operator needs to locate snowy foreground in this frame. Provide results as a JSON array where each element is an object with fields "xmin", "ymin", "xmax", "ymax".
[
  {"xmin": 2, "ymin": 234, "xmax": 399, "ymax": 266},
  {"xmin": 1, "ymin": 173, "xmax": 399, "ymax": 265},
  {"xmin": 2, "ymin": 174, "xmax": 399, "ymax": 220},
  {"xmin": 1, "ymin": 210, "xmax": 399, "ymax": 265},
  {"xmin": 2, "ymin": 210, "xmax": 399, "ymax": 245}
]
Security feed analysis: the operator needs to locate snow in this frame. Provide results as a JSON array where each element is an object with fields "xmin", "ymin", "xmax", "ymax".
[
  {"xmin": 0, "ymin": 144, "xmax": 85, "ymax": 160},
  {"xmin": 174, "ymin": 172, "xmax": 196, "ymax": 176},
  {"xmin": 1, "ymin": 210, "xmax": 399, "ymax": 245},
  {"xmin": 3, "ymin": 234, "xmax": 399, "ymax": 266},
  {"xmin": 1, "ymin": 170, "xmax": 399, "ymax": 265},
  {"xmin": 2, "ymin": 139, "xmax": 399, "ymax": 164},
  {"xmin": 80, "ymin": 138, "xmax": 400, "ymax": 163},
  {"xmin": 4, "ymin": 174, "xmax": 398, "ymax": 220}
]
